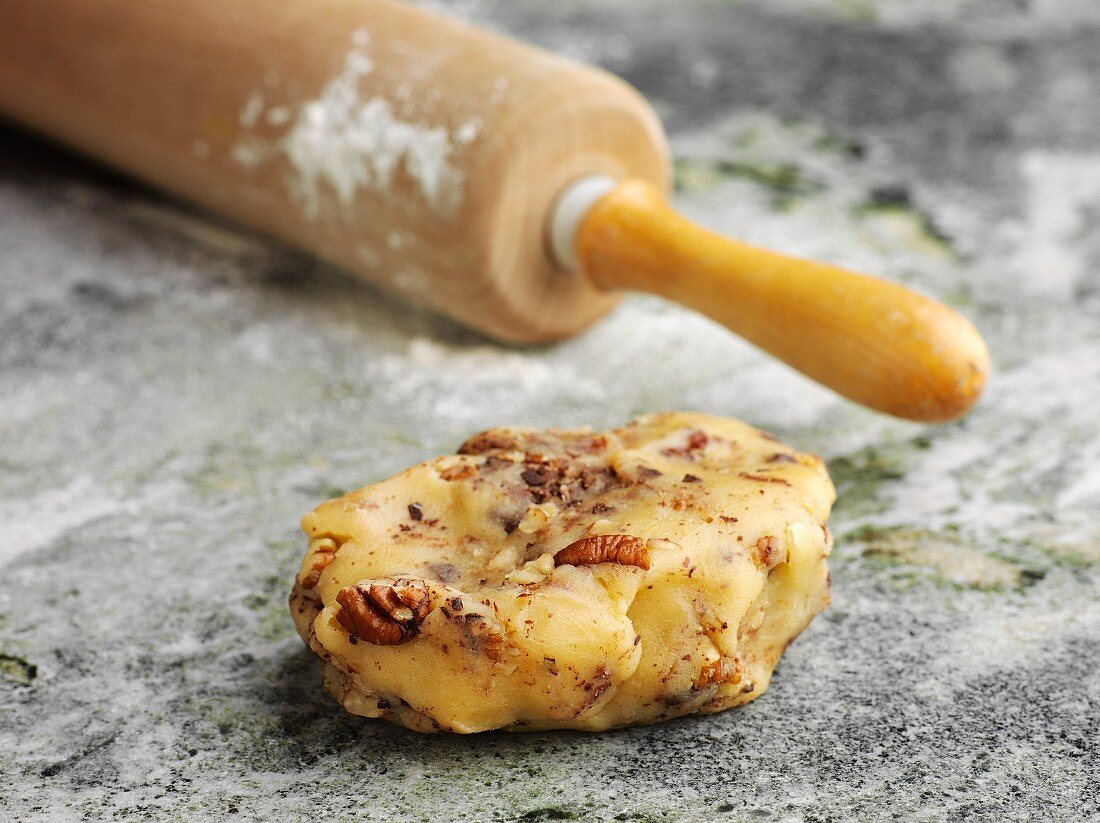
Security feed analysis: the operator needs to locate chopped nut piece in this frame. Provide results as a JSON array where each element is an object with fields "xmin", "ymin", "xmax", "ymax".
[
  {"xmin": 440, "ymin": 463, "xmax": 476, "ymax": 481},
  {"xmin": 518, "ymin": 502, "xmax": 557, "ymax": 535},
  {"xmin": 504, "ymin": 552, "xmax": 556, "ymax": 585},
  {"xmin": 693, "ymin": 657, "xmax": 746, "ymax": 691},
  {"xmin": 662, "ymin": 429, "xmax": 709, "ymax": 458},
  {"xmin": 521, "ymin": 467, "xmax": 550, "ymax": 486},
  {"xmin": 738, "ymin": 472, "xmax": 793, "ymax": 486},
  {"xmin": 457, "ymin": 430, "xmax": 518, "ymax": 455},
  {"xmin": 553, "ymin": 534, "xmax": 651, "ymax": 570},
  {"xmin": 753, "ymin": 535, "xmax": 785, "ymax": 570}
]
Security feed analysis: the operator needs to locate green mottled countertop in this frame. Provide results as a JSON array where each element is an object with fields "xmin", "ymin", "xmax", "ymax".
[{"xmin": 2, "ymin": 1, "xmax": 1098, "ymax": 820}]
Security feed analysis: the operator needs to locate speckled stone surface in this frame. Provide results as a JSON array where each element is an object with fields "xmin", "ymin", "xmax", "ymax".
[{"xmin": 2, "ymin": 1, "xmax": 1099, "ymax": 820}]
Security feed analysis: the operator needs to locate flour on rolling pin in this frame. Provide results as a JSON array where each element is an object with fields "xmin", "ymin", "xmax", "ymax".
[{"xmin": 233, "ymin": 30, "xmax": 481, "ymax": 221}]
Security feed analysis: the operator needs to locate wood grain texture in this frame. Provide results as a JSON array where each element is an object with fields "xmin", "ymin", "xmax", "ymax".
[
  {"xmin": 576, "ymin": 180, "xmax": 989, "ymax": 421},
  {"xmin": 0, "ymin": 0, "xmax": 670, "ymax": 341}
]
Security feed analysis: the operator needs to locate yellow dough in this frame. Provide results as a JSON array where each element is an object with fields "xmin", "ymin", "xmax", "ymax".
[{"xmin": 290, "ymin": 412, "xmax": 834, "ymax": 733}]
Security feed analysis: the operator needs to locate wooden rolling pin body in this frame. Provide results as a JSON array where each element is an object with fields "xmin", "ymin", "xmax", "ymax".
[{"xmin": 0, "ymin": 0, "xmax": 668, "ymax": 341}]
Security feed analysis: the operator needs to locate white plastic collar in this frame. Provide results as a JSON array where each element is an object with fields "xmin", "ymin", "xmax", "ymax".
[{"xmin": 548, "ymin": 175, "xmax": 616, "ymax": 272}]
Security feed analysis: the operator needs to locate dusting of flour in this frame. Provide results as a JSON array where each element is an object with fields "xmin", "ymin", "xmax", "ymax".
[
  {"xmin": 0, "ymin": 477, "xmax": 121, "ymax": 564},
  {"xmin": 234, "ymin": 30, "xmax": 474, "ymax": 220}
]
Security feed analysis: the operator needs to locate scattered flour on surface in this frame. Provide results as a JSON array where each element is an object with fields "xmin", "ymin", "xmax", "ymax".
[
  {"xmin": 913, "ymin": 600, "xmax": 1100, "ymax": 701},
  {"xmin": 401, "ymin": 337, "xmax": 575, "ymax": 393},
  {"xmin": 1018, "ymin": 150, "xmax": 1100, "ymax": 301},
  {"xmin": 0, "ymin": 477, "xmax": 122, "ymax": 564},
  {"xmin": 367, "ymin": 336, "xmax": 605, "ymax": 424},
  {"xmin": 760, "ymin": 0, "xmax": 1100, "ymax": 28},
  {"xmin": 0, "ymin": 476, "xmax": 192, "ymax": 567}
]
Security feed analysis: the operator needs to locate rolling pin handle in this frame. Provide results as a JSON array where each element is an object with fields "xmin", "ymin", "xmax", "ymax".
[{"xmin": 552, "ymin": 177, "xmax": 989, "ymax": 422}]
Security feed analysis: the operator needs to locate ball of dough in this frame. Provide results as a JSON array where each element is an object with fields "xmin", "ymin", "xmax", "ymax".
[{"xmin": 290, "ymin": 412, "xmax": 834, "ymax": 733}]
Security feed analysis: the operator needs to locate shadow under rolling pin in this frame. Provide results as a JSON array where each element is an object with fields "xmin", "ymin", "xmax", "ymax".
[{"xmin": 0, "ymin": 0, "xmax": 988, "ymax": 422}]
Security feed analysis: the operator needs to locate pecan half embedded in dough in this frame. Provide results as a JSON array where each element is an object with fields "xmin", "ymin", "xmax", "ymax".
[
  {"xmin": 335, "ymin": 578, "xmax": 432, "ymax": 645},
  {"xmin": 553, "ymin": 534, "xmax": 651, "ymax": 571},
  {"xmin": 299, "ymin": 536, "xmax": 344, "ymax": 590}
]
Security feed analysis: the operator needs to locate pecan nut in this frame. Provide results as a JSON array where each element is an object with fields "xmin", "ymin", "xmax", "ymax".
[
  {"xmin": 299, "ymin": 536, "xmax": 343, "ymax": 590},
  {"xmin": 553, "ymin": 534, "xmax": 650, "ymax": 571},
  {"xmin": 335, "ymin": 577, "xmax": 432, "ymax": 645}
]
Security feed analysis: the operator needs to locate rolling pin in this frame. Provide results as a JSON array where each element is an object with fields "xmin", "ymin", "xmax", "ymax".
[{"xmin": 0, "ymin": 0, "xmax": 989, "ymax": 422}]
